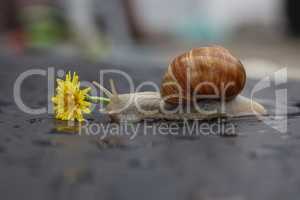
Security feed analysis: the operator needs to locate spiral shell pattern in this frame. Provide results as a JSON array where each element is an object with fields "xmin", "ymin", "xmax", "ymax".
[{"xmin": 160, "ymin": 46, "xmax": 246, "ymax": 104}]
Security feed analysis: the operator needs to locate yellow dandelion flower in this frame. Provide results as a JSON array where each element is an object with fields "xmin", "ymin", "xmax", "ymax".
[{"xmin": 52, "ymin": 72, "xmax": 91, "ymax": 122}]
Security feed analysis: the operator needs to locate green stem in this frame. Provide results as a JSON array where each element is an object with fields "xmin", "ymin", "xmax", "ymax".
[{"xmin": 87, "ymin": 95, "xmax": 110, "ymax": 105}]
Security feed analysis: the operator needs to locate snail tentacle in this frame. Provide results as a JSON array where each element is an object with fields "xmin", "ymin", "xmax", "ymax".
[{"xmin": 92, "ymin": 81, "xmax": 113, "ymax": 98}]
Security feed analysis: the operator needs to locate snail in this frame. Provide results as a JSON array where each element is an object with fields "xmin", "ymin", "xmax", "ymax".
[{"xmin": 93, "ymin": 46, "xmax": 266, "ymax": 122}]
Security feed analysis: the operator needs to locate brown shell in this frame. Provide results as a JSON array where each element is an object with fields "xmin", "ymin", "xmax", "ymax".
[{"xmin": 160, "ymin": 46, "xmax": 246, "ymax": 104}]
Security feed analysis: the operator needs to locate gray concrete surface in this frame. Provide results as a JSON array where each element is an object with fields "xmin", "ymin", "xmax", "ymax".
[{"xmin": 0, "ymin": 51, "xmax": 300, "ymax": 200}]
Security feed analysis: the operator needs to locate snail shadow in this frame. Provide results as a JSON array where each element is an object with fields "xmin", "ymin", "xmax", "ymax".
[{"xmin": 141, "ymin": 117, "xmax": 239, "ymax": 140}]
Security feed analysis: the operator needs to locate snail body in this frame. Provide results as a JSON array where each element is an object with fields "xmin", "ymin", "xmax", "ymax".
[
  {"xmin": 161, "ymin": 46, "xmax": 246, "ymax": 104},
  {"xmin": 103, "ymin": 92, "xmax": 265, "ymax": 122}
]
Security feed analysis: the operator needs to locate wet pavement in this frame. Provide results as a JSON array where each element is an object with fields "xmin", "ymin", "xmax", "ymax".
[{"xmin": 0, "ymin": 52, "xmax": 300, "ymax": 200}]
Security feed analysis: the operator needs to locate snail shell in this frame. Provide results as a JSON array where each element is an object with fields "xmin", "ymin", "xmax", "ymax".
[{"xmin": 160, "ymin": 46, "xmax": 246, "ymax": 104}]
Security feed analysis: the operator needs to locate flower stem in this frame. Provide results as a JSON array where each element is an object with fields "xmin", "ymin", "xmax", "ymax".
[{"xmin": 87, "ymin": 95, "xmax": 110, "ymax": 105}]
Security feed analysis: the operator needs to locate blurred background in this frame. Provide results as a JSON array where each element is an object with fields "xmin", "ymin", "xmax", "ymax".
[{"xmin": 0, "ymin": 0, "xmax": 300, "ymax": 79}]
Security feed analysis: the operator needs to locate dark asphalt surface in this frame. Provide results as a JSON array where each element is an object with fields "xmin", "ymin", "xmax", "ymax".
[{"xmin": 0, "ymin": 52, "xmax": 300, "ymax": 200}]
